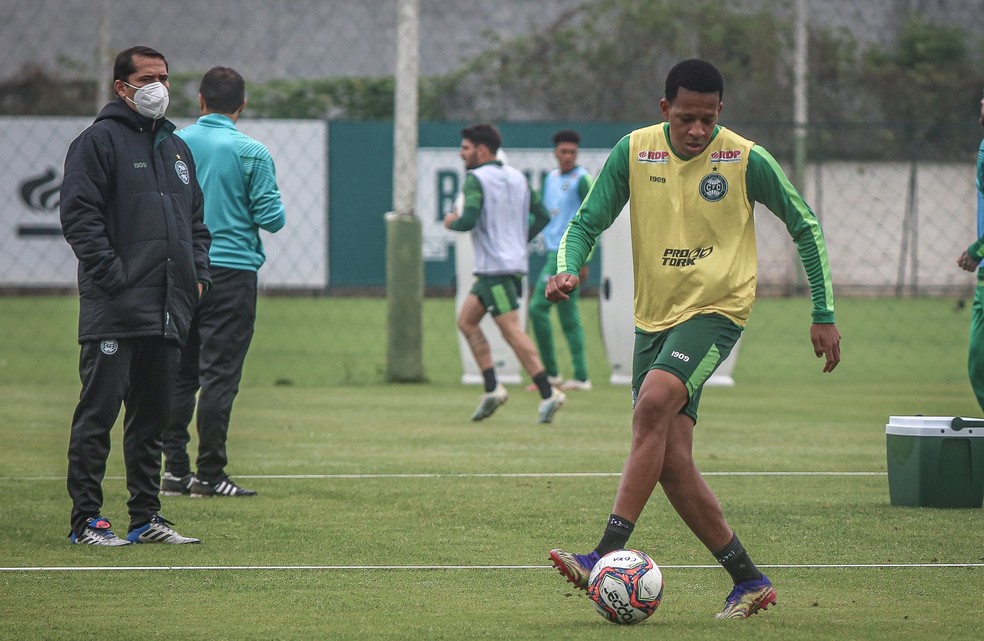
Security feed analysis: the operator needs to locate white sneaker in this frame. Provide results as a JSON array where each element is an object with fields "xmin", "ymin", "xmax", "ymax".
[
  {"xmin": 560, "ymin": 379, "xmax": 592, "ymax": 392},
  {"xmin": 471, "ymin": 383, "xmax": 508, "ymax": 421},
  {"xmin": 126, "ymin": 515, "xmax": 201, "ymax": 544},
  {"xmin": 537, "ymin": 387, "xmax": 567, "ymax": 424}
]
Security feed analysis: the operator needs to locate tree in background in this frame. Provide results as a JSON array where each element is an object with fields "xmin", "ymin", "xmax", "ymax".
[
  {"xmin": 439, "ymin": 0, "xmax": 792, "ymax": 123},
  {"xmin": 2, "ymin": 0, "xmax": 982, "ymax": 161},
  {"xmin": 859, "ymin": 14, "xmax": 981, "ymax": 160}
]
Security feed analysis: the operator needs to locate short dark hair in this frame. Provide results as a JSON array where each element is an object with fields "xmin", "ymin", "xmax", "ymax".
[
  {"xmin": 461, "ymin": 123, "xmax": 501, "ymax": 154},
  {"xmin": 552, "ymin": 129, "xmax": 580, "ymax": 146},
  {"xmin": 664, "ymin": 58, "xmax": 724, "ymax": 102},
  {"xmin": 200, "ymin": 66, "xmax": 246, "ymax": 113},
  {"xmin": 113, "ymin": 46, "xmax": 168, "ymax": 83}
]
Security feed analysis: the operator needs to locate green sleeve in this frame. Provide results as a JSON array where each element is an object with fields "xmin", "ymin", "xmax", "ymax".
[
  {"xmin": 578, "ymin": 174, "xmax": 597, "ymax": 261},
  {"xmin": 528, "ymin": 187, "xmax": 550, "ymax": 241},
  {"xmin": 746, "ymin": 145, "xmax": 836, "ymax": 324},
  {"xmin": 557, "ymin": 135, "xmax": 631, "ymax": 274},
  {"xmin": 449, "ymin": 174, "xmax": 483, "ymax": 231},
  {"xmin": 969, "ymin": 237, "xmax": 984, "ymax": 262},
  {"xmin": 577, "ymin": 174, "xmax": 593, "ymax": 200}
]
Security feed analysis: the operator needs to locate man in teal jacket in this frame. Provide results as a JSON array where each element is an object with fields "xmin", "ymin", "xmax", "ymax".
[{"xmin": 162, "ymin": 67, "xmax": 286, "ymax": 497}]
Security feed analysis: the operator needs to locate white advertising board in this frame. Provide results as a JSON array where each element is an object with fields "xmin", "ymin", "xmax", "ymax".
[{"xmin": 0, "ymin": 117, "xmax": 326, "ymax": 289}]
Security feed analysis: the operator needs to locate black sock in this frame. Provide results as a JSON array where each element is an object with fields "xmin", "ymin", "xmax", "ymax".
[
  {"xmin": 482, "ymin": 368, "xmax": 497, "ymax": 393},
  {"xmin": 531, "ymin": 371, "xmax": 552, "ymax": 399},
  {"xmin": 713, "ymin": 533, "xmax": 763, "ymax": 584},
  {"xmin": 593, "ymin": 514, "xmax": 635, "ymax": 557}
]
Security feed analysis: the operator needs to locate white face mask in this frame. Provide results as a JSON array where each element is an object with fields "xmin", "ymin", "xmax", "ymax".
[{"xmin": 123, "ymin": 81, "xmax": 170, "ymax": 120}]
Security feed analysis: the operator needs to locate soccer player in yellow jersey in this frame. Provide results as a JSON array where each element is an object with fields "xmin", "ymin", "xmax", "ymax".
[{"xmin": 546, "ymin": 59, "xmax": 841, "ymax": 619}]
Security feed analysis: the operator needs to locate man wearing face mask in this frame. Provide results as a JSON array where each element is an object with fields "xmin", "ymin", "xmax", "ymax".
[{"xmin": 60, "ymin": 45, "xmax": 211, "ymax": 545}]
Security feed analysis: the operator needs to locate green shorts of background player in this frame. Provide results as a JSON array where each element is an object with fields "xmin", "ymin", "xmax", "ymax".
[
  {"xmin": 462, "ymin": 274, "xmax": 567, "ymax": 423},
  {"xmin": 529, "ymin": 251, "xmax": 589, "ymax": 386},
  {"xmin": 470, "ymin": 274, "xmax": 523, "ymax": 317},
  {"xmin": 970, "ymin": 280, "xmax": 984, "ymax": 413}
]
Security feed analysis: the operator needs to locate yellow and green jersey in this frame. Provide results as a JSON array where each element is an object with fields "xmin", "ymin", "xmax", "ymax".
[{"xmin": 558, "ymin": 123, "xmax": 835, "ymax": 332}]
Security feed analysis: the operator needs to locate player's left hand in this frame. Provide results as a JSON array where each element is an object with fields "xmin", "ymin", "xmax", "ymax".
[
  {"xmin": 545, "ymin": 273, "xmax": 580, "ymax": 302},
  {"xmin": 957, "ymin": 251, "xmax": 979, "ymax": 272},
  {"xmin": 811, "ymin": 322, "xmax": 841, "ymax": 373},
  {"xmin": 443, "ymin": 212, "xmax": 459, "ymax": 229}
]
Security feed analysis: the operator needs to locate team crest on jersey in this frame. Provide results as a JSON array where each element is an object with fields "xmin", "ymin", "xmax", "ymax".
[
  {"xmin": 175, "ymin": 159, "xmax": 190, "ymax": 185},
  {"xmin": 100, "ymin": 339, "xmax": 118, "ymax": 355},
  {"xmin": 699, "ymin": 173, "xmax": 728, "ymax": 202}
]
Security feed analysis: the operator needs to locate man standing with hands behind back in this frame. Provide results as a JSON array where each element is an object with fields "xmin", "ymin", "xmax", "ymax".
[
  {"xmin": 61, "ymin": 45, "xmax": 210, "ymax": 546},
  {"xmin": 161, "ymin": 67, "xmax": 286, "ymax": 498}
]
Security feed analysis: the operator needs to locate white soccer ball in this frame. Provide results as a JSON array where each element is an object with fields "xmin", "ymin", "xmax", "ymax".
[{"xmin": 587, "ymin": 549, "xmax": 664, "ymax": 624}]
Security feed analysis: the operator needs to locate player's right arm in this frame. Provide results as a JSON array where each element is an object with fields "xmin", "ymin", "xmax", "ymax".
[
  {"xmin": 245, "ymin": 144, "xmax": 286, "ymax": 233},
  {"xmin": 59, "ymin": 132, "xmax": 126, "ymax": 295},
  {"xmin": 960, "ymin": 191, "xmax": 984, "ymax": 271},
  {"xmin": 548, "ymin": 135, "xmax": 631, "ymax": 302},
  {"xmin": 446, "ymin": 173, "xmax": 483, "ymax": 231}
]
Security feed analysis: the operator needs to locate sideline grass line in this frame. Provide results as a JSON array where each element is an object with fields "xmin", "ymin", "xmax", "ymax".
[
  {"xmin": 2, "ymin": 563, "xmax": 981, "ymax": 573},
  {"xmin": 0, "ymin": 471, "xmax": 888, "ymax": 482}
]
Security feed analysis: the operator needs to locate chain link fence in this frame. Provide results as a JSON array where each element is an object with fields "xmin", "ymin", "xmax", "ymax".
[{"xmin": 1, "ymin": 0, "xmax": 983, "ymax": 387}]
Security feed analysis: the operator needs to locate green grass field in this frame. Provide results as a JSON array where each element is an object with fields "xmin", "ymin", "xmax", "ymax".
[{"xmin": 1, "ymin": 295, "xmax": 982, "ymax": 640}]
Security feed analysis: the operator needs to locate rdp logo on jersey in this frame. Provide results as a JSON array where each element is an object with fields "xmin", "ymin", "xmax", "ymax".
[
  {"xmin": 637, "ymin": 150, "xmax": 669, "ymax": 164},
  {"xmin": 709, "ymin": 149, "xmax": 743, "ymax": 163}
]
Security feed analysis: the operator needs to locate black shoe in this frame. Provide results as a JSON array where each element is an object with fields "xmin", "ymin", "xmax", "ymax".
[
  {"xmin": 160, "ymin": 472, "xmax": 193, "ymax": 496},
  {"xmin": 189, "ymin": 475, "xmax": 258, "ymax": 497}
]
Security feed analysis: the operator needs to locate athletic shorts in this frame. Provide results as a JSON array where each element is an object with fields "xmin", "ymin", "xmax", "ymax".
[
  {"xmin": 631, "ymin": 312, "xmax": 743, "ymax": 423},
  {"xmin": 470, "ymin": 274, "xmax": 523, "ymax": 317}
]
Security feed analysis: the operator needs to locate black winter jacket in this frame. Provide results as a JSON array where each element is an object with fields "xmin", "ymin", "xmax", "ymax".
[{"xmin": 60, "ymin": 99, "xmax": 211, "ymax": 346}]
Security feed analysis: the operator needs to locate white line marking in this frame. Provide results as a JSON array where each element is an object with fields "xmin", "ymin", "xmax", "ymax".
[
  {"xmin": 1, "ymin": 563, "xmax": 981, "ymax": 573},
  {"xmin": 0, "ymin": 471, "xmax": 887, "ymax": 481}
]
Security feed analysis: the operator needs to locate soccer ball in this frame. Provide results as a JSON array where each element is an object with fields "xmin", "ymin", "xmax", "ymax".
[{"xmin": 587, "ymin": 549, "xmax": 664, "ymax": 624}]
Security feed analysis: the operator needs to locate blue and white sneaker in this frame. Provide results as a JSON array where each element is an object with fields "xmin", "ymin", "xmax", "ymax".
[
  {"xmin": 548, "ymin": 548, "xmax": 600, "ymax": 590},
  {"xmin": 69, "ymin": 516, "xmax": 131, "ymax": 546},
  {"xmin": 126, "ymin": 514, "xmax": 201, "ymax": 544}
]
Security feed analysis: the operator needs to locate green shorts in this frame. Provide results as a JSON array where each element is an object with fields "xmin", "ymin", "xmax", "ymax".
[
  {"xmin": 632, "ymin": 312, "xmax": 743, "ymax": 423},
  {"xmin": 470, "ymin": 274, "xmax": 523, "ymax": 317}
]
